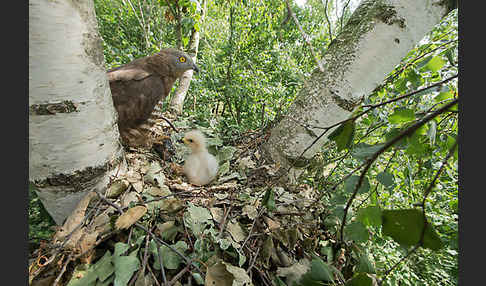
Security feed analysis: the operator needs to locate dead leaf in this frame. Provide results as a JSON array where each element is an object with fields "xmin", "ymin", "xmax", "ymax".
[
  {"xmin": 205, "ymin": 260, "xmax": 234, "ymax": 286},
  {"xmin": 210, "ymin": 207, "xmax": 224, "ymax": 223},
  {"xmin": 105, "ymin": 179, "xmax": 129, "ymax": 199},
  {"xmin": 115, "ymin": 206, "xmax": 147, "ymax": 230},
  {"xmin": 145, "ymin": 185, "xmax": 171, "ymax": 197},
  {"xmin": 264, "ymin": 216, "xmax": 281, "ymax": 231},
  {"xmin": 227, "ymin": 220, "xmax": 247, "ymax": 243},
  {"xmin": 53, "ymin": 191, "xmax": 97, "ymax": 243},
  {"xmin": 121, "ymin": 191, "xmax": 140, "ymax": 208},
  {"xmin": 242, "ymin": 205, "xmax": 258, "ymax": 220}
]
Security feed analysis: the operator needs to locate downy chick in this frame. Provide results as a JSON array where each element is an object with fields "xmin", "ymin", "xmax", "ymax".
[{"xmin": 182, "ymin": 130, "xmax": 218, "ymax": 186}]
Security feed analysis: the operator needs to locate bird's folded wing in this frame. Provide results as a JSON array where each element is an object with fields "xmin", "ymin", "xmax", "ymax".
[{"xmin": 107, "ymin": 68, "xmax": 152, "ymax": 82}]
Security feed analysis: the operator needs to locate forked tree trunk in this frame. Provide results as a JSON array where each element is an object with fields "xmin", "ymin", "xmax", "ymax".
[
  {"xmin": 263, "ymin": 0, "xmax": 455, "ymax": 184},
  {"xmin": 29, "ymin": 0, "xmax": 126, "ymax": 224}
]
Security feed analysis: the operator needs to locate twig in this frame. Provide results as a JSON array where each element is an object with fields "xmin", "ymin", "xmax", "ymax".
[
  {"xmin": 218, "ymin": 204, "xmax": 233, "ymax": 239},
  {"xmin": 160, "ymin": 115, "xmax": 179, "ymax": 133},
  {"xmin": 340, "ymin": 0, "xmax": 352, "ymax": 31},
  {"xmin": 323, "ymin": 0, "xmax": 333, "ymax": 42},
  {"xmin": 52, "ymin": 255, "xmax": 72, "ymax": 286},
  {"xmin": 378, "ymin": 244, "xmax": 420, "ymax": 285},
  {"xmin": 363, "ymin": 74, "xmax": 458, "ymax": 109},
  {"xmin": 147, "ymin": 263, "xmax": 162, "ymax": 286},
  {"xmin": 356, "ymin": 149, "xmax": 398, "ymax": 209},
  {"xmin": 338, "ymin": 99, "xmax": 458, "ymax": 243},
  {"xmin": 151, "ymin": 232, "xmax": 168, "ymax": 285},
  {"xmin": 95, "ymin": 192, "xmax": 205, "ymax": 279},
  {"xmin": 168, "ymin": 261, "xmax": 193, "ymax": 286},
  {"xmin": 285, "ymin": 0, "xmax": 324, "ymax": 72},
  {"xmin": 129, "ymin": 234, "xmax": 151, "ymax": 286}
]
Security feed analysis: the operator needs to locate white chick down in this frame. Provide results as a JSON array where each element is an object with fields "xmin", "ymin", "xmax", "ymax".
[{"xmin": 182, "ymin": 130, "xmax": 219, "ymax": 186}]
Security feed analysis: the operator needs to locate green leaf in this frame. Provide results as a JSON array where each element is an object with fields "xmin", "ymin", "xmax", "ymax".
[
  {"xmin": 444, "ymin": 48, "xmax": 455, "ymax": 65},
  {"xmin": 351, "ymin": 143, "xmax": 385, "ymax": 160},
  {"xmin": 345, "ymin": 273, "xmax": 373, "ymax": 286},
  {"xmin": 434, "ymin": 90, "xmax": 454, "ymax": 103},
  {"xmin": 446, "ymin": 135, "xmax": 458, "ymax": 161},
  {"xmin": 382, "ymin": 209, "xmax": 443, "ymax": 250},
  {"xmin": 114, "ymin": 242, "xmax": 130, "ymax": 257},
  {"xmin": 262, "ymin": 188, "xmax": 276, "ymax": 211},
  {"xmin": 183, "ymin": 202, "xmax": 213, "ymax": 236},
  {"xmin": 309, "ymin": 256, "xmax": 334, "ymax": 282},
  {"xmin": 94, "ymin": 250, "xmax": 115, "ymax": 282},
  {"xmin": 344, "ymin": 175, "xmax": 370, "ymax": 194},
  {"xmin": 407, "ymin": 68, "xmax": 422, "ymax": 89},
  {"xmin": 385, "ymin": 128, "xmax": 408, "ymax": 149},
  {"xmin": 405, "ymin": 132, "xmax": 426, "ymax": 156},
  {"xmin": 216, "ymin": 146, "xmax": 237, "ymax": 162},
  {"xmin": 66, "ymin": 265, "xmax": 98, "ymax": 286},
  {"xmin": 415, "ymin": 55, "xmax": 433, "ymax": 70},
  {"xmin": 356, "ymin": 206, "xmax": 382, "ymax": 227},
  {"xmin": 421, "ymin": 56, "xmax": 446, "ymax": 73},
  {"xmin": 113, "ymin": 255, "xmax": 140, "ymax": 286},
  {"xmin": 356, "ymin": 253, "xmax": 376, "ymax": 274},
  {"xmin": 152, "ymin": 241, "xmax": 189, "ymax": 270},
  {"xmin": 344, "ymin": 221, "xmax": 369, "ymax": 243},
  {"xmin": 329, "ymin": 120, "xmax": 355, "ymax": 151},
  {"xmin": 376, "ymin": 172, "xmax": 395, "ymax": 189},
  {"xmin": 388, "ymin": 108, "xmax": 415, "ymax": 124}
]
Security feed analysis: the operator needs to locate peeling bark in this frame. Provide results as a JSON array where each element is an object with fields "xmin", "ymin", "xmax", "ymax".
[
  {"xmin": 29, "ymin": 0, "xmax": 126, "ymax": 224},
  {"xmin": 262, "ymin": 0, "xmax": 454, "ymax": 185}
]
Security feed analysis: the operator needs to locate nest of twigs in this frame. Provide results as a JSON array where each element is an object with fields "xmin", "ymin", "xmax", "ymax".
[{"xmin": 28, "ymin": 113, "xmax": 355, "ymax": 286}]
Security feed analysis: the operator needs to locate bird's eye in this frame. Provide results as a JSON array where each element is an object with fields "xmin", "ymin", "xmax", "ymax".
[
  {"xmin": 179, "ymin": 56, "xmax": 186, "ymax": 63},
  {"xmin": 188, "ymin": 139, "xmax": 193, "ymax": 142}
]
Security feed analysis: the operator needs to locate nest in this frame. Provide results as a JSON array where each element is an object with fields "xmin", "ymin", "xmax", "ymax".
[{"xmin": 28, "ymin": 113, "xmax": 355, "ymax": 286}]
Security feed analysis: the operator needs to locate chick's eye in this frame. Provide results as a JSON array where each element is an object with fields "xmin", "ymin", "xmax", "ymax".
[{"xmin": 179, "ymin": 56, "xmax": 186, "ymax": 63}]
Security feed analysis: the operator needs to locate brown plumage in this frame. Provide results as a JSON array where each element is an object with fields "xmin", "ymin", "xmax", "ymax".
[{"xmin": 108, "ymin": 48, "xmax": 199, "ymax": 147}]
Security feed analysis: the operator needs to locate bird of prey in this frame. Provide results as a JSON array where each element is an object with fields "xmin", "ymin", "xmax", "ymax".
[
  {"xmin": 182, "ymin": 130, "xmax": 219, "ymax": 186},
  {"xmin": 107, "ymin": 48, "xmax": 199, "ymax": 147}
]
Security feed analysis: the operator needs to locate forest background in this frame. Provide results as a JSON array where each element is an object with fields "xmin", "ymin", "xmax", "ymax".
[{"xmin": 28, "ymin": 0, "xmax": 458, "ymax": 285}]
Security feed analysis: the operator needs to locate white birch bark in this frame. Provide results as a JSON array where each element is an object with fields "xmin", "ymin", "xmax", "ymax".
[
  {"xmin": 29, "ymin": 0, "xmax": 126, "ymax": 224},
  {"xmin": 263, "ymin": 0, "xmax": 454, "ymax": 184}
]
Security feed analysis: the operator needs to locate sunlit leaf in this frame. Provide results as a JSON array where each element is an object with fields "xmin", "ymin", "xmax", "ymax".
[{"xmin": 389, "ymin": 108, "xmax": 415, "ymax": 124}]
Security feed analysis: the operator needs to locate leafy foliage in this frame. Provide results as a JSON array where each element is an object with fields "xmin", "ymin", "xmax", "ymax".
[{"xmin": 29, "ymin": 1, "xmax": 458, "ymax": 286}]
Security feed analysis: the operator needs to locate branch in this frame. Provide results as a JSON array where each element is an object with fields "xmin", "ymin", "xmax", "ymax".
[
  {"xmin": 378, "ymin": 140, "xmax": 457, "ymax": 284},
  {"xmin": 363, "ymin": 74, "xmax": 458, "ymax": 108},
  {"xmin": 285, "ymin": 0, "xmax": 324, "ymax": 72},
  {"xmin": 95, "ymin": 192, "xmax": 205, "ymax": 279},
  {"xmin": 338, "ymin": 98, "xmax": 458, "ymax": 243},
  {"xmin": 323, "ymin": 0, "xmax": 333, "ymax": 42}
]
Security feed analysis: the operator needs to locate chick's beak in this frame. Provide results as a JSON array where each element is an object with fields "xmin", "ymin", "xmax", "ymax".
[{"xmin": 179, "ymin": 138, "xmax": 186, "ymax": 144}]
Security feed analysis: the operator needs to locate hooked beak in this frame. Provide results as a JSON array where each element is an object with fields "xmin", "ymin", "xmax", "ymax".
[{"xmin": 192, "ymin": 64, "xmax": 199, "ymax": 74}]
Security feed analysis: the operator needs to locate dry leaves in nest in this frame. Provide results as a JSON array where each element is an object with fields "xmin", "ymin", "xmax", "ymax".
[{"xmin": 115, "ymin": 206, "xmax": 147, "ymax": 230}]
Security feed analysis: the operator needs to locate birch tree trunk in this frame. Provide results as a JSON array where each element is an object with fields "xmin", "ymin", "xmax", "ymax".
[
  {"xmin": 168, "ymin": 0, "xmax": 207, "ymax": 115},
  {"xmin": 29, "ymin": 0, "xmax": 126, "ymax": 224},
  {"xmin": 262, "ymin": 0, "xmax": 455, "ymax": 184}
]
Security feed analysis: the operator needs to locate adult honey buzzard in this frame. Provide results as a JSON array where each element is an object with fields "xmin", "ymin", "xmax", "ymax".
[{"xmin": 107, "ymin": 48, "xmax": 199, "ymax": 147}]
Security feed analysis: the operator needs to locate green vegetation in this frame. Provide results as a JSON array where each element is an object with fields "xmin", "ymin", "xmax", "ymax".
[{"xmin": 29, "ymin": 1, "xmax": 458, "ymax": 285}]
